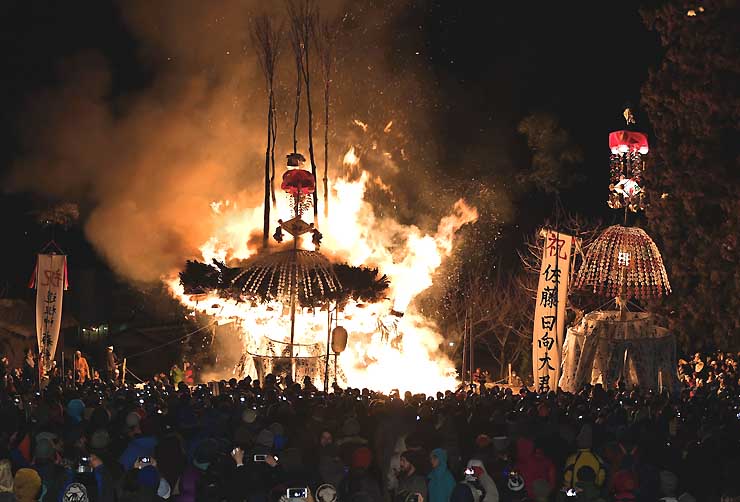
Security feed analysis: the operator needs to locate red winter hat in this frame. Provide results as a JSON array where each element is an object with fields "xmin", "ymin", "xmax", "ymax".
[
  {"xmin": 351, "ymin": 447, "xmax": 372, "ymax": 470},
  {"xmin": 475, "ymin": 434, "xmax": 492, "ymax": 449}
]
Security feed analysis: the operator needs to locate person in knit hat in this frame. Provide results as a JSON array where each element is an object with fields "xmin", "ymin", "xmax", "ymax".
[
  {"xmin": 338, "ymin": 418, "xmax": 368, "ymax": 467},
  {"xmin": 487, "ymin": 437, "xmax": 512, "ymax": 490},
  {"xmin": 256, "ymin": 429, "xmax": 274, "ymax": 449},
  {"xmin": 471, "ymin": 435, "xmax": 495, "ymax": 476},
  {"xmin": 33, "ymin": 438, "xmax": 55, "ymax": 462},
  {"xmin": 13, "ymin": 468, "xmax": 41, "ymax": 502},
  {"xmin": 395, "ymin": 450, "xmax": 428, "ymax": 502},
  {"xmin": 119, "ymin": 417, "xmax": 158, "ymax": 471},
  {"xmin": 339, "ymin": 446, "xmax": 382, "ymax": 502},
  {"xmin": 32, "ymin": 437, "xmax": 68, "ymax": 501},
  {"xmin": 563, "ymin": 425, "xmax": 606, "ymax": 490},
  {"xmin": 319, "ymin": 443, "xmax": 345, "ymax": 489}
]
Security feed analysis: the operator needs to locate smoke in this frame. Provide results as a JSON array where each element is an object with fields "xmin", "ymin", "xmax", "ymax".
[{"xmin": 6, "ymin": 0, "xmax": 471, "ymax": 283}]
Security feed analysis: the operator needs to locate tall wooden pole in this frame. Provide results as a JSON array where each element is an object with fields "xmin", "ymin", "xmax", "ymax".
[
  {"xmin": 469, "ymin": 306, "xmax": 474, "ymax": 385},
  {"xmin": 263, "ymin": 101, "xmax": 272, "ymax": 248},
  {"xmin": 289, "ymin": 193, "xmax": 299, "ymax": 380},
  {"xmin": 323, "ymin": 81, "xmax": 329, "ymax": 219},
  {"xmin": 324, "ymin": 307, "xmax": 331, "ymax": 393},
  {"xmin": 302, "ymin": 17, "xmax": 319, "ymax": 226},
  {"xmin": 461, "ymin": 312, "xmax": 467, "ymax": 385}
]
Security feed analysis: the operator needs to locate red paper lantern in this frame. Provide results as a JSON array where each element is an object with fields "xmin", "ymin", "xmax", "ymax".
[
  {"xmin": 608, "ymin": 130, "xmax": 649, "ymax": 155},
  {"xmin": 281, "ymin": 169, "xmax": 315, "ymax": 195}
]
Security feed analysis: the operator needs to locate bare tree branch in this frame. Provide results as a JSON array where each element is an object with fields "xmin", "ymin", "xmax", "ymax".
[
  {"xmin": 251, "ymin": 15, "xmax": 283, "ymax": 247},
  {"xmin": 313, "ymin": 15, "xmax": 339, "ymax": 220},
  {"xmin": 287, "ymin": 0, "xmax": 319, "ymax": 224}
]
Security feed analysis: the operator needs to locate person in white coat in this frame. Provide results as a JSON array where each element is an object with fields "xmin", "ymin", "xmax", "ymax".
[{"xmin": 464, "ymin": 459, "xmax": 499, "ymax": 502}]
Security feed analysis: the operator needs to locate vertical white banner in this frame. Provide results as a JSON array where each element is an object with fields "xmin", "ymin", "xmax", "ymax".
[
  {"xmin": 31, "ymin": 254, "xmax": 68, "ymax": 373},
  {"xmin": 532, "ymin": 231, "xmax": 572, "ymax": 393}
]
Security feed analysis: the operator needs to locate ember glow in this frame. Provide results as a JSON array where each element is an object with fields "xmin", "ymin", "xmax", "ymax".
[{"xmin": 167, "ymin": 147, "xmax": 477, "ymax": 394}]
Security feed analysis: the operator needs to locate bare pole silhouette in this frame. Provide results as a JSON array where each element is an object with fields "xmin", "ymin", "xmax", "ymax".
[
  {"xmin": 288, "ymin": 0, "xmax": 319, "ymax": 225},
  {"xmin": 252, "ymin": 15, "xmax": 283, "ymax": 247},
  {"xmin": 314, "ymin": 15, "xmax": 339, "ymax": 220}
]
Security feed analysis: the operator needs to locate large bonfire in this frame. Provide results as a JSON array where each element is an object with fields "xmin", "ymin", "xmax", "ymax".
[{"xmin": 167, "ymin": 145, "xmax": 477, "ymax": 395}]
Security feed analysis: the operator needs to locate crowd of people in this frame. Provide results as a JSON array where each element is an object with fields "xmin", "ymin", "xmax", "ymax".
[{"xmin": 0, "ymin": 350, "xmax": 737, "ymax": 502}]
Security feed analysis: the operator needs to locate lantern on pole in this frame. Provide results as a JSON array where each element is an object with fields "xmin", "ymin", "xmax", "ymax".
[
  {"xmin": 331, "ymin": 326, "xmax": 348, "ymax": 353},
  {"xmin": 331, "ymin": 326, "xmax": 347, "ymax": 387},
  {"xmin": 575, "ymin": 108, "xmax": 670, "ymax": 314},
  {"xmin": 608, "ymin": 108, "xmax": 649, "ymax": 213}
]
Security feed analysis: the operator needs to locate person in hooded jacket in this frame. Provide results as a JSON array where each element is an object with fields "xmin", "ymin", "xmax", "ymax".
[
  {"xmin": 610, "ymin": 470, "xmax": 637, "ymax": 502},
  {"xmin": 428, "ymin": 449, "xmax": 456, "ymax": 502},
  {"xmin": 451, "ymin": 470, "xmax": 483, "ymax": 502},
  {"xmin": 556, "ymin": 466, "xmax": 604, "ymax": 502},
  {"xmin": 14, "ymin": 468, "xmax": 41, "ymax": 502},
  {"xmin": 464, "ymin": 459, "xmax": 499, "ymax": 502},
  {"xmin": 513, "ymin": 438, "xmax": 555, "ymax": 499},
  {"xmin": 562, "ymin": 425, "xmax": 606, "ymax": 490}
]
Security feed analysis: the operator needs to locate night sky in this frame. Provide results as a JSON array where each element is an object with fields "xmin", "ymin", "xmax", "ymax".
[{"xmin": 0, "ymin": 1, "xmax": 661, "ymax": 302}]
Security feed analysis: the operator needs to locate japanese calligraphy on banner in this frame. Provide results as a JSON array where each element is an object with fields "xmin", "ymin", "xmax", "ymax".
[
  {"xmin": 533, "ymin": 231, "xmax": 573, "ymax": 393},
  {"xmin": 29, "ymin": 254, "xmax": 68, "ymax": 372}
]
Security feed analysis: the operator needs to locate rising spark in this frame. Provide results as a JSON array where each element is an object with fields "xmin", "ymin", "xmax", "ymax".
[{"xmin": 352, "ymin": 119, "xmax": 369, "ymax": 132}]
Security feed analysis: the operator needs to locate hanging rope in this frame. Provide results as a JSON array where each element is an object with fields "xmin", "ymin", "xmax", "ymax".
[{"xmin": 125, "ymin": 322, "xmax": 217, "ymax": 359}]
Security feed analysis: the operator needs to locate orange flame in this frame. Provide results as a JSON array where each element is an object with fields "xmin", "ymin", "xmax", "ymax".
[
  {"xmin": 167, "ymin": 146, "xmax": 477, "ymax": 394},
  {"xmin": 343, "ymin": 146, "xmax": 359, "ymax": 168}
]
